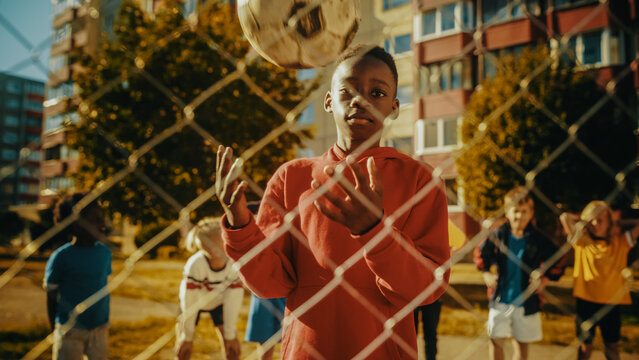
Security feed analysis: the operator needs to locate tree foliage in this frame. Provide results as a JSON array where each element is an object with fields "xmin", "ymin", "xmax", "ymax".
[
  {"xmin": 69, "ymin": 0, "xmax": 310, "ymax": 226},
  {"xmin": 456, "ymin": 45, "xmax": 637, "ymax": 231}
]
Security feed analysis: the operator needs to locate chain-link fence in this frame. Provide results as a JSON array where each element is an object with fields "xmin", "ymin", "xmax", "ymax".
[{"xmin": 1, "ymin": 0, "xmax": 638, "ymax": 359}]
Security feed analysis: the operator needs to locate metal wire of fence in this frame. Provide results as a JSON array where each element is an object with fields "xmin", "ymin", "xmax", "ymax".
[{"xmin": 1, "ymin": 0, "xmax": 638, "ymax": 359}]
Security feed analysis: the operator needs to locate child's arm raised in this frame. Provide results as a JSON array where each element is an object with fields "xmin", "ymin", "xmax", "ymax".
[
  {"xmin": 559, "ymin": 212, "xmax": 580, "ymax": 238},
  {"xmin": 215, "ymin": 145, "xmax": 251, "ymax": 229}
]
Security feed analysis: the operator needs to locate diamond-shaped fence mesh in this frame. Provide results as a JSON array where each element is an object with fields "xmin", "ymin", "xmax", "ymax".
[{"xmin": 1, "ymin": 0, "xmax": 638, "ymax": 359}]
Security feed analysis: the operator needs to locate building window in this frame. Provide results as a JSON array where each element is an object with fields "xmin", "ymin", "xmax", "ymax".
[
  {"xmin": 25, "ymin": 82, "xmax": 44, "ymax": 94},
  {"xmin": 52, "ymin": 23, "xmax": 71, "ymax": 44},
  {"xmin": 18, "ymin": 183, "xmax": 39, "ymax": 195},
  {"xmin": 45, "ymin": 112, "xmax": 79, "ymax": 133},
  {"xmin": 416, "ymin": 2, "xmax": 474, "ymax": 42},
  {"xmin": 483, "ymin": 44, "xmax": 527, "ymax": 78},
  {"xmin": 44, "ymin": 176, "xmax": 75, "ymax": 191},
  {"xmin": 420, "ymin": 58, "xmax": 472, "ymax": 95},
  {"xmin": 25, "ymin": 134, "xmax": 40, "ymax": 145},
  {"xmin": 19, "ymin": 167, "xmax": 41, "ymax": 178},
  {"xmin": 5, "ymin": 80, "xmax": 21, "ymax": 94},
  {"xmin": 416, "ymin": 117, "xmax": 461, "ymax": 152},
  {"xmin": 482, "ymin": 0, "xmax": 537, "ymax": 25},
  {"xmin": 3, "ymin": 132, "xmax": 19, "ymax": 145},
  {"xmin": 49, "ymin": 54, "xmax": 68, "ymax": 73},
  {"xmin": 4, "ymin": 115, "xmax": 19, "ymax": 127},
  {"xmin": 47, "ymin": 81, "xmax": 75, "ymax": 101},
  {"xmin": 556, "ymin": 29, "xmax": 623, "ymax": 68},
  {"xmin": 53, "ymin": 0, "xmax": 85, "ymax": 16},
  {"xmin": 298, "ymin": 104, "xmax": 315, "ymax": 125},
  {"xmin": 45, "ymin": 145, "xmax": 61, "ymax": 161},
  {"xmin": 383, "ymin": 0, "xmax": 410, "ymax": 11},
  {"xmin": 26, "ymin": 117, "xmax": 41, "ymax": 127},
  {"xmin": 5, "ymin": 97, "xmax": 20, "ymax": 109},
  {"xmin": 553, "ymin": 0, "xmax": 594, "ymax": 8},
  {"xmin": 1, "ymin": 149, "xmax": 17, "ymax": 160},
  {"xmin": 397, "ymin": 85, "xmax": 412, "ymax": 106},
  {"xmin": 384, "ymin": 33, "xmax": 412, "ymax": 55},
  {"xmin": 27, "ymin": 100, "xmax": 43, "ymax": 111}
]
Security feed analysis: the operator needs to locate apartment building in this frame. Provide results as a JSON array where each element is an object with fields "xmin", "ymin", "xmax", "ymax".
[
  {"xmin": 0, "ymin": 73, "xmax": 45, "ymax": 209},
  {"xmin": 413, "ymin": 0, "xmax": 638, "ymax": 237}
]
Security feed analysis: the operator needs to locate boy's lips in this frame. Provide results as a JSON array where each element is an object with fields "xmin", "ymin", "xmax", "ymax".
[{"xmin": 346, "ymin": 113, "xmax": 374, "ymax": 125}]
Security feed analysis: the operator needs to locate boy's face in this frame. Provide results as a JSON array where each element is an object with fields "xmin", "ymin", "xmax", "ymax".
[
  {"xmin": 505, "ymin": 200, "xmax": 533, "ymax": 233},
  {"xmin": 324, "ymin": 55, "xmax": 399, "ymax": 147}
]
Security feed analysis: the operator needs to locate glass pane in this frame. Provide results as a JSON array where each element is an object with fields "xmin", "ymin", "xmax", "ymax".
[
  {"xmin": 554, "ymin": 0, "xmax": 570, "ymax": 7},
  {"xmin": 441, "ymin": 4, "xmax": 457, "ymax": 31},
  {"xmin": 463, "ymin": 3, "xmax": 474, "ymax": 29},
  {"xmin": 496, "ymin": 0, "xmax": 509, "ymax": 21},
  {"xmin": 384, "ymin": 38, "xmax": 392, "ymax": 53},
  {"xmin": 512, "ymin": 1, "xmax": 524, "ymax": 18},
  {"xmin": 443, "ymin": 118, "xmax": 458, "ymax": 146},
  {"xmin": 609, "ymin": 30, "xmax": 621, "ymax": 64},
  {"xmin": 452, "ymin": 61, "xmax": 462, "ymax": 89},
  {"xmin": 420, "ymin": 66, "xmax": 430, "ymax": 95},
  {"xmin": 394, "ymin": 34, "xmax": 412, "ymax": 53},
  {"xmin": 482, "ymin": 0, "xmax": 495, "ymax": 23},
  {"xmin": 430, "ymin": 65, "xmax": 440, "ymax": 92},
  {"xmin": 397, "ymin": 85, "xmax": 412, "ymax": 105},
  {"xmin": 582, "ymin": 31, "xmax": 602, "ymax": 64},
  {"xmin": 425, "ymin": 121, "xmax": 438, "ymax": 148},
  {"xmin": 440, "ymin": 63, "xmax": 450, "ymax": 91},
  {"xmin": 422, "ymin": 11, "xmax": 436, "ymax": 36}
]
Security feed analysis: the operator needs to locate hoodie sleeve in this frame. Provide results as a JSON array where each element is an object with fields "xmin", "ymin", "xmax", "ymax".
[
  {"xmin": 352, "ymin": 168, "xmax": 451, "ymax": 308},
  {"xmin": 223, "ymin": 166, "xmax": 297, "ymax": 299}
]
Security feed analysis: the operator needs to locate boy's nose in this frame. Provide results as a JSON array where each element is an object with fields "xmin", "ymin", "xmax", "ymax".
[{"xmin": 349, "ymin": 94, "xmax": 364, "ymax": 108}]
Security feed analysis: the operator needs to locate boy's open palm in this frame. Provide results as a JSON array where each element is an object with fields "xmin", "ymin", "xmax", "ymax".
[
  {"xmin": 215, "ymin": 145, "xmax": 251, "ymax": 228},
  {"xmin": 312, "ymin": 156, "xmax": 384, "ymax": 235}
]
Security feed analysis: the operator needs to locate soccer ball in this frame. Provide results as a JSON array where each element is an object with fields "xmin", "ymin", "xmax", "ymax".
[{"xmin": 237, "ymin": 0, "xmax": 360, "ymax": 69}]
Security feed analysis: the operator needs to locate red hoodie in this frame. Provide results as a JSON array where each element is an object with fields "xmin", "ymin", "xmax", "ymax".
[{"xmin": 222, "ymin": 145, "xmax": 450, "ymax": 359}]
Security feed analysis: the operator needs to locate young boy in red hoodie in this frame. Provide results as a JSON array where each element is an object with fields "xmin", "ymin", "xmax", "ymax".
[{"xmin": 215, "ymin": 44, "xmax": 450, "ymax": 359}]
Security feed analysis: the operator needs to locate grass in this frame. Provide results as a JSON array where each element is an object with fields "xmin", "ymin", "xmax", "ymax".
[{"xmin": 1, "ymin": 257, "xmax": 637, "ymax": 358}]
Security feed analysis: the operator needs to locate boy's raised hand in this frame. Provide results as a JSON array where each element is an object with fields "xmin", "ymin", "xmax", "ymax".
[
  {"xmin": 215, "ymin": 145, "xmax": 251, "ymax": 228},
  {"xmin": 312, "ymin": 156, "xmax": 384, "ymax": 235}
]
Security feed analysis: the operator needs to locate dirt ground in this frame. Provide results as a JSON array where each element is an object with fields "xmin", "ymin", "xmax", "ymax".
[{"xmin": 1, "ymin": 259, "xmax": 637, "ymax": 359}]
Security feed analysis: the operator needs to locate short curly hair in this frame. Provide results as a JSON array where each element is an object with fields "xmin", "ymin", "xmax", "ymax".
[{"xmin": 334, "ymin": 44, "xmax": 398, "ymax": 89}]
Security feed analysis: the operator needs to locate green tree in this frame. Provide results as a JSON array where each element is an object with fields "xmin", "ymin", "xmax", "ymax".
[
  {"xmin": 457, "ymin": 45, "xmax": 637, "ymax": 231},
  {"xmin": 69, "ymin": 0, "xmax": 310, "ymax": 227}
]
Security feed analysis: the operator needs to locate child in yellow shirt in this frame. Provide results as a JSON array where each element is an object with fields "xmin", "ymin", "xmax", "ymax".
[{"xmin": 560, "ymin": 201, "xmax": 639, "ymax": 360}]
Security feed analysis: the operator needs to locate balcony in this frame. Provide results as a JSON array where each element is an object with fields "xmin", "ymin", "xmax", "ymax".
[
  {"xmin": 48, "ymin": 66, "xmax": 72, "ymax": 87},
  {"xmin": 418, "ymin": 89, "xmax": 472, "ymax": 120},
  {"xmin": 483, "ymin": 17, "xmax": 546, "ymax": 50},
  {"xmin": 553, "ymin": 3, "xmax": 611, "ymax": 35},
  {"xmin": 417, "ymin": 32, "xmax": 474, "ymax": 64}
]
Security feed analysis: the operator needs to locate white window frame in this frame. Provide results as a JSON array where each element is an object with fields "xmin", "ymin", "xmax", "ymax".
[
  {"xmin": 384, "ymin": 33, "xmax": 413, "ymax": 58},
  {"xmin": 415, "ymin": 117, "xmax": 462, "ymax": 154},
  {"xmin": 420, "ymin": 58, "xmax": 472, "ymax": 95},
  {"xmin": 415, "ymin": 1, "xmax": 474, "ymax": 43},
  {"xmin": 553, "ymin": 28, "xmax": 625, "ymax": 69}
]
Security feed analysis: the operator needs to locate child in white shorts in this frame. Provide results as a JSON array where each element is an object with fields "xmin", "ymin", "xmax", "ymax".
[{"xmin": 475, "ymin": 187, "xmax": 565, "ymax": 360}]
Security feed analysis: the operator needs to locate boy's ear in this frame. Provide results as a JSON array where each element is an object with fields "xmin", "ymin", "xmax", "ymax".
[
  {"xmin": 388, "ymin": 98, "xmax": 400, "ymax": 120},
  {"xmin": 324, "ymin": 91, "xmax": 333, "ymax": 113}
]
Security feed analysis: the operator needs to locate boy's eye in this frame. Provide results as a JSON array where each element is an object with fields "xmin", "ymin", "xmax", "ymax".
[{"xmin": 371, "ymin": 89, "xmax": 386, "ymax": 98}]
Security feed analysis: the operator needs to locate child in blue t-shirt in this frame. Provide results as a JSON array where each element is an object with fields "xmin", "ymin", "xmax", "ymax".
[
  {"xmin": 44, "ymin": 193, "xmax": 112, "ymax": 360},
  {"xmin": 474, "ymin": 187, "xmax": 564, "ymax": 360}
]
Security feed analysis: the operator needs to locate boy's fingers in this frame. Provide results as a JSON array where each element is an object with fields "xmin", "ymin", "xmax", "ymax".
[
  {"xmin": 367, "ymin": 157, "xmax": 383, "ymax": 196},
  {"xmin": 314, "ymin": 200, "xmax": 346, "ymax": 224},
  {"xmin": 317, "ymin": 185, "xmax": 350, "ymax": 212},
  {"xmin": 229, "ymin": 181, "xmax": 247, "ymax": 207}
]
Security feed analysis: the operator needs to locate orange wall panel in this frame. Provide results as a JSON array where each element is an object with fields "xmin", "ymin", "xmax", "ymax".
[
  {"xmin": 555, "ymin": 6, "xmax": 610, "ymax": 35},
  {"xmin": 419, "ymin": 33, "xmax": 473, "ymax": 64}
]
